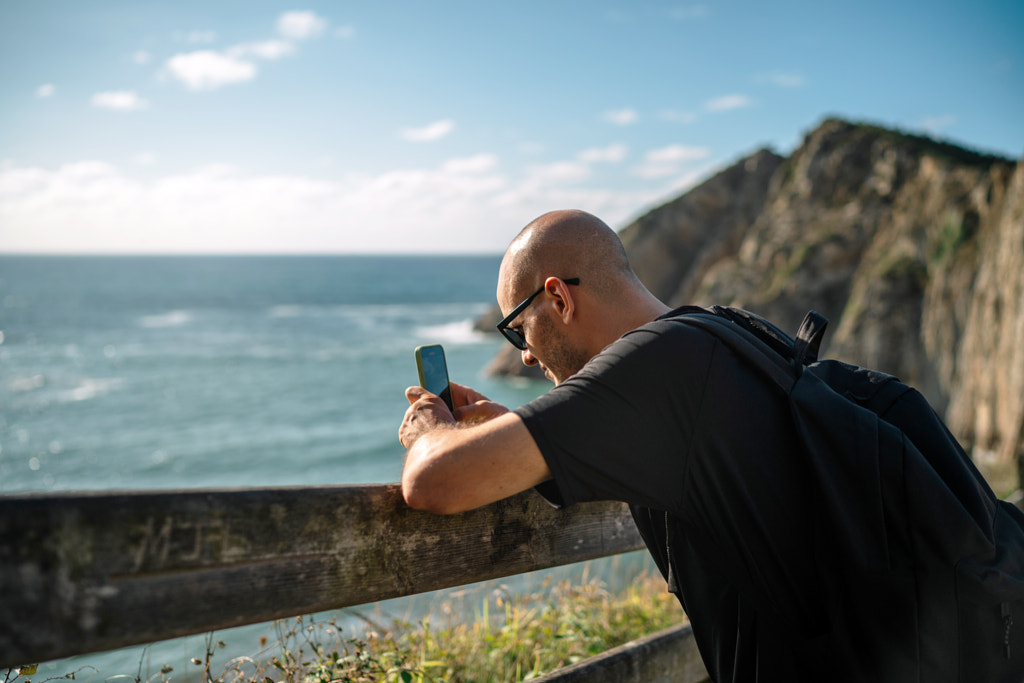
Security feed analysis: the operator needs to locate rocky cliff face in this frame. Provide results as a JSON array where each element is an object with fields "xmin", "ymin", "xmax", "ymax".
[
  {"xmin": 617, "ymin": 148, "xmax": 785, "ymax": 305},
  {"xmin": 484, "ymin": 118, "xmax": 1024, "ymax": 492}
]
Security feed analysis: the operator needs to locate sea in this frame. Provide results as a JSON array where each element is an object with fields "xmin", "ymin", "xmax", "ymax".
[{"xmin": 0, "ymin": 255, "xmax": 653, "ymax": 678}]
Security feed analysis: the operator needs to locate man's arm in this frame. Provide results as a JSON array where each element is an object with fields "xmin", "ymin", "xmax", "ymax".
[{"xmin": 399, "ymin": 382, "xmax": 552, "ymax": 514}]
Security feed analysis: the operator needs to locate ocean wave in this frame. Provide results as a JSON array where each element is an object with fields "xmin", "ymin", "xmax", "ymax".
[
  {"xmin": 265, "ymin": 302, "xmax": 494, "ymax": 345},
  {"xmin": 267, "ymin": 302, "xmax": 489, "ymax": 319},
  {"xmin": 56, "ymin": 377, "xmax": 124, "ymax": 403},
  {"xmin": 139, "ymin": 310, "xmax": 192, "ymax": 328},
  {"xmin": 7, "ymin": 374, "xmax": 46, "ymax": 392},
  {"xmin": 414, "ymin": 318, "xmax": 491, "ymax": 345}
]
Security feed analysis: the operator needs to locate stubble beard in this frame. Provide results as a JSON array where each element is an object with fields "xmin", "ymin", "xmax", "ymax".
[{"xmin": 534, "ymin": 314, "xmax": 590, "ymax": 385}]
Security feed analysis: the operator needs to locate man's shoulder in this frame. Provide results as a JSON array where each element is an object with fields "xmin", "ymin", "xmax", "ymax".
[
  {"xmin": 588, "ymin": 307, "xmax": 721, "ymax": 375},
  {"xmin": 622, "ymin": 306, "xmax": 719, "ymax": 345},
  {"xmin": 656, "ymin": 305, "xmax": 713, "ymax": 321}
]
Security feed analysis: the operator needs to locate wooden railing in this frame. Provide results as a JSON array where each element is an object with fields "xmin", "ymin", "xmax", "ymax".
[
  {"xmin": 0, "ymin": 484, "xmax": 708, "ymax": 681},
  {"xmin": 5, "ymin": 484, "xmax": 1021, "ymax": 681}
]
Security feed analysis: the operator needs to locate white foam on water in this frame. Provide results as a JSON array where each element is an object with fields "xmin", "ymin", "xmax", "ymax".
[
  {"xmin": 57, "ymin": 377, "xmax": 124, "ymax": 403},
  {"xmin": 139, "ymin": 310, "xmax": 192, "ymax": 328},
  {"xmin": 414, "ymin": 318, "xmax": 491, "ymax": 344},
  {"xmin": 8, "ymin": 374, "xmax": 46, "ymax": 392}
]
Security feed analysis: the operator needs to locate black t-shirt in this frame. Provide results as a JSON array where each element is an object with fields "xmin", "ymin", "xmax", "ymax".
[{"xmin": 516, "ymin": 310, "xmax": 830, "ymax": 682}]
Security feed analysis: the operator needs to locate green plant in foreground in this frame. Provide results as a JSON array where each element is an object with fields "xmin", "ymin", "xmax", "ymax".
[
  {"xmin": 272, "ymin": 571, "xmax": 680, "ymax": 683},
  {"xmin": 4, "ymin": 571, "xmax": 681, "ymax": 683},
  {"xmin": 383, "ymin": 572, "xmax": 682, "ymax": 682}
]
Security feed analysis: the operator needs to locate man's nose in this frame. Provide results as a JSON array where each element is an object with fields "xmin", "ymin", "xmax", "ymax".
[{"xmin": 522, "ymin": 347, "xmax": 538, "ymax": 366}]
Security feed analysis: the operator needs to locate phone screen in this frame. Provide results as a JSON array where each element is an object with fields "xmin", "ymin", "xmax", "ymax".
[{"xmin": 415, "ymin": 344, "xmax": 453, "ymax": 411}]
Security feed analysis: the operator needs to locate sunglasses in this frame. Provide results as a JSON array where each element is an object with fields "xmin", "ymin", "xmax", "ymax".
[{"xmin": 496, "ymin": 277, "xmax": 580, "ymax": 350}]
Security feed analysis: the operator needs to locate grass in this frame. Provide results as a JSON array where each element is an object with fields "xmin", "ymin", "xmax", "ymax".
[{"xmin": 6, "ymin": 570, "xmax": 682, "ymax": 683}]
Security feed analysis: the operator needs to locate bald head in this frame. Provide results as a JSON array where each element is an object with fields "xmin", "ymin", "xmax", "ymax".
[
  {"xmin": 496, "ymin": 209, "xmax": 670, "ymax": 379},
  {"xmin": 499, "ymin": 209, "xmax": 639, "ymax": 304}
]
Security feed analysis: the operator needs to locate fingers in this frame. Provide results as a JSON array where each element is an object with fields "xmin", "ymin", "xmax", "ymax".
[
  {"xmin": 399, "ymin": 399, "xmax": 432, "ymax": 449},
  {"xmin": 454, "ymin": 400, "xmax": 510, "ymax": 425},
  {"xmin": 449, "ymin": 381, "xmax": 489, "ymax": 408},
  {"xmin": 405, "ymin": 385, "xmax": 429, "ymax": 404},
  {"xmin": 399, "ymin": 390, "xmax": 455, "ymax": 449},
  {"xmin": 410, "ymin": 381, "xmax": 489, "ymax": 408},
  {"xmin": 400, "ymin": 383, "xmax": 506, "ymax": 448}
]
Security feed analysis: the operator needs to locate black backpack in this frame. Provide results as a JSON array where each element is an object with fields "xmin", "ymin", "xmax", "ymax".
[{"xmin": 673, "ymin": 306, "xmax": 1024, "ymax": 682}]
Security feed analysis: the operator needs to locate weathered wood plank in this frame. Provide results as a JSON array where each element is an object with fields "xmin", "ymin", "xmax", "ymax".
[
  {"xmin": 0, "ymin": 485, "xmax": 643, "ymax": 667},
  {"xmin": 531, "ymin": 624, "xmax": 709, "ymax": 683}
]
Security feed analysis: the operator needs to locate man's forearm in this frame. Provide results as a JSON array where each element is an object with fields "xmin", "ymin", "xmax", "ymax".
[{"xmin": 401, "ymin": 412, "xmax": 552, "ymax": 514}]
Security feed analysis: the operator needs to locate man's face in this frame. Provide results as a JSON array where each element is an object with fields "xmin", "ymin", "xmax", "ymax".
[
  {"xmin": 497, "ymin": 259, "xmax": 589, "ymax": 385},
  {"xmin": 523, "ymin": 304, "xmax": 590, "ymax": 385}
]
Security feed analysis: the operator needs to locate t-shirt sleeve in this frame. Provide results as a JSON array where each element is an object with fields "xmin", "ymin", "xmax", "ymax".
[{"xmin": 515, "ymin": 320, "xmax": 718, "ymax": 514}]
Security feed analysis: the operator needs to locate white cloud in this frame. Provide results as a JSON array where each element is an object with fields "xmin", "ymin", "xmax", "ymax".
[
  {"xmin": 36, "ymin": 84, "xmax": 55, "ymax": 98},
  {"xmin": 162, "ymin": 13, "xmax": 325, "ymax": 93},
  {"xmin": 603, "ymin": 108, "xmax": 638, "ymax": 126},
  {"xmin": 91, "ymin": 91, "xmax": 150, "ymax": 111},
  {"xmin": 578, "ymin": 144, "xmax": 628, "ymax": 163},
  {"xmin": 442, "ymin": 154, "xmax": 499, "ymax": 174},
  {"xmin": 133, "ymin": 50, "xmax": 151, "ymax": 65},
  {"xmin": 0, "ymin": 159, "xmax": 508, "ymax": 253},
  {"xmin": 227, "ymin": 40, "xmax": 295, "ymax": 60},
  {"xmin": 645, "ymin": 144, "xmax": 710, "ymax": 164},
  {"xmin": 757, "ymin": 71, "xmax": 804, "ymax": 88},
  {"xmin": 165, "ymin": 51, "xmax": 258, "ymax": 91},
  {"xmin": 134, "ymin": 152, "xmax": 158, "ymax": 166},
  {"xmin": 335, "ymin": 25, "xmax": 355, "ymax": 39},
  {"xmin": 363, "ymin": 165, "xmax": 505, "ymax": 201},
  {"xmin": 277, "ymin": 11, "xmax": 326, "ymax": 40},
  {"xmin": 705, "ymin": 94, "xmax": 752, "ymax": 112},
  {"xmin": 185, "ymin": 31, "xmax": 218, "ymax": 44},
  {"xmin": 400, "ymin": 119, "xmax": 455, "ymax": 142},
  {"xmin": 920, "ymin": 114, "xmax": 957, "ymax": 133},
  {"xmin": 0, "ymin": 156, "xmax": 670, "ymax": 254},
  {"xmin": 631, "ymin": 145, "xmax": 710, "ymax": 179}
]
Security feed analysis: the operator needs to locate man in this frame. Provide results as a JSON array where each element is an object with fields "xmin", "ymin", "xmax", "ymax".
[
  {"xmin": 399, "ymin": 209, "xmax": 1021, "ymax": 681},
  {"xmin": 400, "ymin": 208, "xmax": 670, "ymax": 512},
  {"xmin": 400, "ymin": 208, "xmax": 839, "ymax": 680}
]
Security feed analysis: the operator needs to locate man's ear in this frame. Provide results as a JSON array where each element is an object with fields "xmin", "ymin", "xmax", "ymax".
[{"xmin": 544, "ymin": 277, "xmax": 575, "ymax": 324}]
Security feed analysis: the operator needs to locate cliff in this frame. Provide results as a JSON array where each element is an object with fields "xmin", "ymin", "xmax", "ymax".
[{"xmin": 483, "ymin": 117, "xmax": 1024, "ymax": 492}]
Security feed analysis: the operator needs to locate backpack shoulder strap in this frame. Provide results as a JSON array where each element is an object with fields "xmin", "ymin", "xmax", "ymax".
[
  {"xmin": 706, "ymin": 307, "xmax": 828, "ymax": 370},
  {"xmin": 708, "ymin": 305, "xmax": 797, "ymax": 361},
  {"xmin": 676, "ymin": 310, "xmax": 801, "ymax": 393}
]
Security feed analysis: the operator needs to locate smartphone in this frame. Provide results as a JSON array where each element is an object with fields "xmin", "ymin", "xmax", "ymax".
[{"xmin": 415, "ymin": 344, "xmax": 453, "ymax": 411}]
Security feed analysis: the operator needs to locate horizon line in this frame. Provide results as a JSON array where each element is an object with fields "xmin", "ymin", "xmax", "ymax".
[{"xmin": 0, "ymin": 250, "xmax": 505, "ymax": 258}]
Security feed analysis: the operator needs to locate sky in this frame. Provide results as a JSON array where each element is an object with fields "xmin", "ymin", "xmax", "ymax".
[{"xmin": 1, "ymin": 1, "xmax": 1021, "ymax": 254}]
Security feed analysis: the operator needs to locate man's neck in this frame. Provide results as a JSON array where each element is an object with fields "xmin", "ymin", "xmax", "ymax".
[{"xmin": 597, "ymin": 296, "xmax": 672, "ymax": 350}]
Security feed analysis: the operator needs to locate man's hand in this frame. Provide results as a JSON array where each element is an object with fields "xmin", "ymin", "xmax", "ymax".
[
  {"xmin": 398, "ymin": 379, "xmax": 551, "ymax": 514},
  {"xmin": 399, "ymin": 381, "xmax": 509, "ymax": 449},
  {"xmin": 399, "ymin": 387, "xmax": 455, "ymax": 450},
  {"xmin": 449, "ymin": 381, "xmax": 510, "ymax": 424}
]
